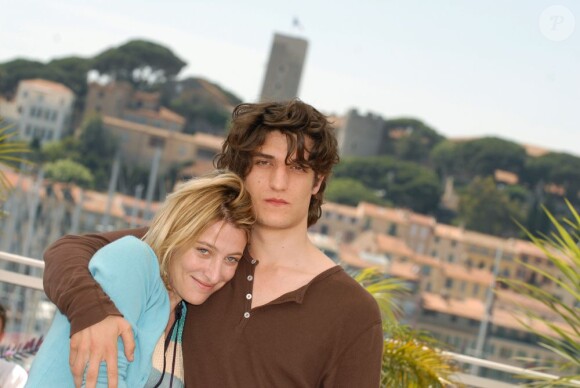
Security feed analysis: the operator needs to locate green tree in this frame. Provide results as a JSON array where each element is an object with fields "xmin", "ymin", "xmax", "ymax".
[
  {"xmin": 501, "ymin": 202, "xmax": 580, "ymax": 387},
  {"xmin": 40, "ymin": 137, "xmax": 81, "ymax": 163},
  {"xmin": 44, "ymin": 159, "xmax": 94, "ymax": 188},
  {"xmin": 334, "ymin": 156, "xmax": 442, "ymax": 214},
  {"xmin": 381, "ymin": 118, "xmax": 445, "ymax": 164},
  {"xmin": 76, "ymin": 116, "xmax": 119, "ymax": 190},
  {"xmin": 92, "ymin": 39, "xmax": 186, "ymax": 87},
  {"xmin": 432, "ymin": 137, "xmax": 527, "ymax": 181},
  {"xmin": 458, "ymin": 176, "xmax": 525, "ymax": 237},
  {"xmin": 523, "ymin": 152, "xmax": 580, "ymax": 198},
  {"xmin": 326, "ymin": 178, "xmax": 386, "ymax": 207},
  {"xmin": 0, "ymin": 59, "xmax": 60, "ymax": 97}
]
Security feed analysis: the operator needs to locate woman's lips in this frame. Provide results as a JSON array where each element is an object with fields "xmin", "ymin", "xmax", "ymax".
[{"xmin": 193, "ymin": 277, "xmax": 214, "ymax": 291}]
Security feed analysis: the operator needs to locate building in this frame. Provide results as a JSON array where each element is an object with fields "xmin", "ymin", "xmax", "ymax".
[
  {"xmin": 12, "ymin": 79, "xmax": 75, "ymax": 144},
  {"xmin": 259, "ymin": 33, "xmax": 308, "ymax": 102},
  {"xmin": 102, "ymin": 116, "xmax": 223, "ymax": 174},
  {"xmin": 84, "ymin": 82, "xmax": 185, "ymax": 132},
  {"xmin": 335, "ymin": 109, "xmax": 387, "ymax": 157}
]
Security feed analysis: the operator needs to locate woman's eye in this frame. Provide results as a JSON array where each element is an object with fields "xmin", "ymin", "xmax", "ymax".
[
  {"xmin": 225, "ymin": 256, "xmax": 240, "ymax": 264},
  {"xmin": 196, "ymin": 248, "xmax": 209, "ymax": 255}
]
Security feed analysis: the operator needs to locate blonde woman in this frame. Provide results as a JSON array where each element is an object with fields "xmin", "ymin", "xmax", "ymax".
[{"xmin": 27, "ymin": 171, "xmax": 255, "ymax": 388}]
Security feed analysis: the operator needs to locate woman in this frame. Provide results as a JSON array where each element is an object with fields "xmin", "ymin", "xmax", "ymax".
[{"xmin": 27, "ymin": 171, "xmax": 255, "ymax": 387}]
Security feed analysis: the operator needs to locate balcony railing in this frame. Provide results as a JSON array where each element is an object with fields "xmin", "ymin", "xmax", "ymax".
[{"xmin": 1, "ymin": 250, "xmax": 577, "ymax": 387}]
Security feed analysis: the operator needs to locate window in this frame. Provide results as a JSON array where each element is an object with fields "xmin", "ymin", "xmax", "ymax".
[
  {"xmin": 472, "ymin": 284, "xmax": 479, "ymax": 296},
  {"xmin": 421, "ymin": 266, "xmax": 431, "ymax": 275},
  {"xmin": 388, "ymin": 224, "xmax": 397, "ymax": 236},
  {"xmin": 445, "ymin": 278, "xmax": 453, "ymax": 289},
  {"xmin": 448, "ymin": 254, "xmax": 455, "ymax": 263}
]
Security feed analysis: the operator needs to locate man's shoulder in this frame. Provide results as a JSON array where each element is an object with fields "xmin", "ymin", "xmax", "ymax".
[{"xmin": 311, "ymin": 266, "xmax": 381, "ymax": 316}]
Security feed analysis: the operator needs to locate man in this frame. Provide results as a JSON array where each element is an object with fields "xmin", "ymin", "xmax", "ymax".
[
  {"xmin": 0, "ymin": 304, "xmax": 28, "ymax": 388},
  {"xmin": 43, "ymin": 99, "xmax": 383, "ymax": 387}
]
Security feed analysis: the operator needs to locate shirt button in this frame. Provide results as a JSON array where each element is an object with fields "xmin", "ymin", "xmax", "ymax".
[
  {"xmin": 244, "ymin": 312, "xmax": 250, "ymax": 318},
  {"xmin": 246, "ymin": 293, "xmax": 252, "ymax": 300},
  {"xmin": 247, "ymin": 275, "xmax": 253, "ymax": 281},
  {"xmin": 251, "ymin": 259, "xmax": 257, "ymax": 264}
]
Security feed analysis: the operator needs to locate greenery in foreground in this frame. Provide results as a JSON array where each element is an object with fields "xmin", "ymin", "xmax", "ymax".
[
  {"xmin": 0, "ymin": 119, "xmax": 30, "ymax": 202},
  {"xmin": 502, "ymin": 201, "xmax": 580, "ymax": 387},
  {"xmin": 355, "ymin": 269, "xmax": 459, "ymax": 387}
]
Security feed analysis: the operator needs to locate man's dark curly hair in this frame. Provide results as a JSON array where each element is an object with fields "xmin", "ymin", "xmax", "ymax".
[{"xmin": 215, "ymin": 99, "xmax": 339, "ymax": 227}]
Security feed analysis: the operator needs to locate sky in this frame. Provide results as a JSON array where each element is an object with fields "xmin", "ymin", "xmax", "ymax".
[{"xmin": 1, "ymin": 0, "xmax": 578, "ymax": 156}]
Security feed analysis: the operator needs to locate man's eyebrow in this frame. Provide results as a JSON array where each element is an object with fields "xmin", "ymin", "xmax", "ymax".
[{"xmin": 252, "ymin": 152, "xmax": 274, "ymax": 159}]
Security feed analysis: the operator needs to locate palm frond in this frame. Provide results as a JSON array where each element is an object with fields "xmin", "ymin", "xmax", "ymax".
[{"xmin": 502, "ymin": 204, "xmax": 580, "ymax": 386}]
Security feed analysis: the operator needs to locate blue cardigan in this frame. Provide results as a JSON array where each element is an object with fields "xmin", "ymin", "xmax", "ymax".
[{"xmin": 27, "ymin": 236, "xmax": 170, "ymax": 387}]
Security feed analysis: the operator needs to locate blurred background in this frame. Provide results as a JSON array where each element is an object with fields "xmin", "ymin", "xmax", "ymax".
[{"xmin": 0, "ymin": 1, "xmax": 578, "ymax": 386}]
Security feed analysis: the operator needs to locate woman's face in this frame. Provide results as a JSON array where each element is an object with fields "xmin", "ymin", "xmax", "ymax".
[{"xmin": 168, "ymin": 220, "xmax": 247, "ymax": 305}]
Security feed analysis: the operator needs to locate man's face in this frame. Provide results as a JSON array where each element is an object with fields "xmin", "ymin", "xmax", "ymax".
[{"xmin": 244, "ymin": 130, "xmax": 322, "ymax": 231}]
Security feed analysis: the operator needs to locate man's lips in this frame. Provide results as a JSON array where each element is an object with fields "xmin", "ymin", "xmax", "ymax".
[{"xmin": 265, "ymin": 198, "xmax": 289, "ymax": 205}]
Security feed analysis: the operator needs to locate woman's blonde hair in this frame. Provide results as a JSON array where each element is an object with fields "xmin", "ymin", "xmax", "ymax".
[{"xmin": 143, "ymin": 170, "xmax": 255, "ymax": 288}]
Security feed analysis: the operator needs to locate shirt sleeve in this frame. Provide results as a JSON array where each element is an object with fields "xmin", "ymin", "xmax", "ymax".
[
  {"xmin": 325, "ymin": 321, "xmax": 384, "ymax": 388},
  {"xmin": 42, "ymin": 227, "xmax": 148, "ymax": 335}
]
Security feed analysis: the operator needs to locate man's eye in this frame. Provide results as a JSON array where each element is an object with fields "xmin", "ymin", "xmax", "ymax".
[
  {"xmin": 290, "ymin": 164, "xmax": 306, "ymax": 172},
  {"xmin": 255, "ymin": 160, "xmax": 270, "ymax": 166}
]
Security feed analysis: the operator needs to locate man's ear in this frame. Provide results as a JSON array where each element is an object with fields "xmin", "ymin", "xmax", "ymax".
[{"xmin": 312, "ymin": 175, "xmax": 324, "ymax": 195}]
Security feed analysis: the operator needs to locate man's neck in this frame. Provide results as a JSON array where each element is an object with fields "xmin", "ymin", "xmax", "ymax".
[{"xmin": 249, "ymin": 224, "xmax": 312, "ymax": 266}]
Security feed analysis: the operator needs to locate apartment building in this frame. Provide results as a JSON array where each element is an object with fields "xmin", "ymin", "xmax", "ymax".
[
  {"xmin": 102, "ymin": 116, "xmax": 222, "ymax": 174},
  {"xmin": 84, "ymin": 81, "xmax": 185, "ymax": 132},
  {"xmin": 12, "ymin": 79, "xmax": 75, "ymax": 144}
]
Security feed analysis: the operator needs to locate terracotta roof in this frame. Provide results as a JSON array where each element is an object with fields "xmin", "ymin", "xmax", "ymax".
[
  {"xmin": 408, "ymin": 212, "xmax": 436, "ymax": 227},
  {"xmin": 124, "ymin": 107, "xmax": 185, "ymax": 126},
  {"xmin": 494, "ymin": 169, "xmax": 519, "ymax": 185},
  {"xmin": 191, "ymin": 132, "xmax": 224, "ymax": 151},
  {"xmin": 376, "ymin": 233, "xmax": 414, "ymax": 257},
  {"xmin": 388, "ymin": 261, "xmax": 420, "ymax": 281},
  {"xmin": 19, "ymin": 79, "xmax": 73, "ymax": 95},
  {"xmin": 338, "ymin": 244, "xmax": 387, "ymax": 270},
  {"xmin": 322, "ymin": 201, "xmax": 361, "ymax": 218},
  {"xmin": 359, "ymin": 202, "xmax": 408, "ymax": 224},
  {"xmin": 421, "ymin": 292, "xmax": 571, "ymax": 338},
  {"xmin": 441, "ymin": 262, "xmax": 493, "ymax": 285},
  {"xmin": 463, "ymin": 230, "xmax": 506, "ymax": 250},
  {"xmin": 422, "ymin": 292, "xmax": 485, "ymax": 321},
  {"xmin": 103, "ymin": 116, "xmax": 196, "ymax": 143},
  {"xmin": 178, "ymin": 160, "xmax": 216, "ymax": 179},
  {"xmin": 523, "ymin": 143, "xmax": 550, "ymax": 157},
  {"xmin": 434, "ymin": 223, "xmax": 464, "ymax": 241}
]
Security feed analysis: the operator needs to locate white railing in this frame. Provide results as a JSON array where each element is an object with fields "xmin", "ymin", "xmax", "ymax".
[
  {"xmin": 445, "ymin": 351, "xmax": 580, "ymax": 387},
  {"xmin": 0, "ymin": 251, "xmax": 44, "ymax": 290}
]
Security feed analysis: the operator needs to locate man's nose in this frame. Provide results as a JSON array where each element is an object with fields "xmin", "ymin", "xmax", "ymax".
[{"xmin": 270, "ymin": 165, "xmax": 289, "ymax": 190}]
